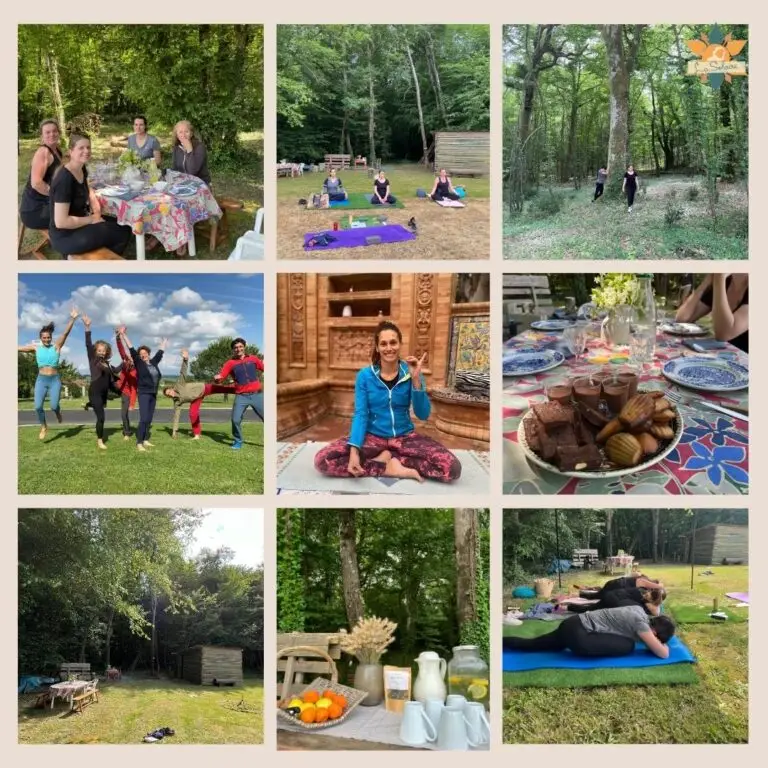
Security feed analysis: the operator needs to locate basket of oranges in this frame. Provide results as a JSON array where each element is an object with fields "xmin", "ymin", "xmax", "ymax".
[{"xmin": 277, "ymin": 645, "xmax": 368, "ymax": 730}]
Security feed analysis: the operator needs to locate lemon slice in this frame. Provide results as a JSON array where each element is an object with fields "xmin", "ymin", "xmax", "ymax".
[
  {"xmin": 288, "ymin": 698, "xmax": 303, "ymax": 709},
  {"xmin": 316, "ymin": 697, "xmax": 333, "ymax": 709},
  {"xmin": 467, "ymin": 683, "xmax": 488, "ymax": 700}
]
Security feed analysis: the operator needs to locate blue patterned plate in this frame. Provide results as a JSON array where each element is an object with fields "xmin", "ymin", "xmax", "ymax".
[
  {"xmin": 530, "ymin": 319, "xmax": 574, "ymax": 332},
  {"xmin": 168, "ymin": 182, "xmax": 198, "ymax": 197},
  {"xmin": 662, "ymin": 355, "xmax": 748, "ymax": 392},
  {"xmin": 503, "ymin": 349, "xmax": 564, "ymax": 376}
]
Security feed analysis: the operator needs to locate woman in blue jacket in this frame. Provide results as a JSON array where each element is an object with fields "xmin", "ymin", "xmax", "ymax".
[{"xmin": 314, "ymin": 321, "xmax": 462, "ymax": 483}]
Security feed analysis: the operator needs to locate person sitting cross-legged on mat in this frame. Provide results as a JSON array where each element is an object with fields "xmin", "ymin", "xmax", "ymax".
[
  {"xmin": 428, "ymin": 168, "xmax": 460, "ymax": 203},
  {"xmin": 322, "ymin": 168, "xmax": 348, "ymax": 201},
  {"xmin": 567, "ymin": 587, "xmax": 666, "ymax": 617},
  {"xmin": 503, "ymin": 605, "xmax": 676, "ymax": 659},
  {"xmin": 314, "ymin": 320, "xmax": 462, "ymax": 483},
  {"xmin": 371, "ymin": 170, "xmax": 396, "ymax": 205}
]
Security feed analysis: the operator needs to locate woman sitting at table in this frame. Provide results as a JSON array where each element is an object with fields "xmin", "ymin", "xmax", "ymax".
[
  {"xmin": 170, "ymin": 120, "xmax": 210, "ymax": 186},
  {"xmin": 49, "ymin": 133, "xmax": 132, "ymax": 258},
  {"xmin": 675, "ymin": 273, "xmax": 748, "ymax": 353},
  {"xmin": 127, "ymin": 115, "xmax": 162, "ymax": 164},
  {"xmin": 428, "ymin": 168, "xmax": 461, "ymax": 203},
  {"xmin": 19, "ymin": 119, "xmax": 64, "ymax": 231},
  {"xmin": 503, "ymin": 605, "xmax": 676, "ymax": 659},
  {"xmin": 322, "ymin": 168, "xmax": 348, "ymax": 201},
  {"xmin": 371, "ymin": 169, "xmax": 396, "ymax": 205},
  {"xmin": 314, "ymin": 321, "xmax": 462, "ymax": 483}
]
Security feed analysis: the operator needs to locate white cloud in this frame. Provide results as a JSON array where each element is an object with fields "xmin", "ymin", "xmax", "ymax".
[{"xmin": 163, "ymin": 287, "xmax": 228, "ymax": 312}]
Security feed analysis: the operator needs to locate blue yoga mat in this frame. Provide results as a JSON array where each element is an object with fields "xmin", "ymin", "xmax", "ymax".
[
  {"xmin": 502, "ymin": 636, "xmax": 696, "ymax": 672},
  {"xmin": 329, "ymin": 199, "xmax": 350, "ymax": 207}
]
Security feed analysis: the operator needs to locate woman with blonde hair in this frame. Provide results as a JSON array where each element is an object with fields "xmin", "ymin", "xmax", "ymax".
[
  {"xmin": 170, "ymin": 120, "xmax": 210, "ymax": 186},
  {"xmin": 20, "ymin": 119, "xmax": 64, "ymax": 231}
]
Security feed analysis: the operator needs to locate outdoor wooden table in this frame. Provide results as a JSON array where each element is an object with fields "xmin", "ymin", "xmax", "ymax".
[
  {"xmin": 49, "ymin": 680, "xmax": 90, "ymax": 710},
  {"xmin": 606, "ymin": 555, "xmax": 635, "ymax": 575},
  {"xmin": 502, "ymin": 327, "xmax": 748, "ymax": 494},
  {"xmin": 278, "ymin": 731, "xmax": 424, "ymax": 751},
  {"xmin": 93, "ymin": 171, "xmax": 221, "ymax": 260}
]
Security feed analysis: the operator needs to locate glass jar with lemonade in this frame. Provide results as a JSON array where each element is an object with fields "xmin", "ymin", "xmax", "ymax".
[{"xmin": 447, "ymin": 645, "xmax": 489, "ymax": 709}]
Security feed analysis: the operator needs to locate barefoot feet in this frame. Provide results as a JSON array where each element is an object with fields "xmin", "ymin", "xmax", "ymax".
[
  {"xmin": 97, "ymin": 440, "xmax": 107, "ymax": 450},
  {"xmin": 371, "ymin": 449, "xmax": 392, "ymax": 464},
  {"xmin": 39, "ymin": 426, "xmax": 48, "ymax": 440},
  {"xmin": 383, "ymin": 457, "xmax": 424, "ymax": 482}
]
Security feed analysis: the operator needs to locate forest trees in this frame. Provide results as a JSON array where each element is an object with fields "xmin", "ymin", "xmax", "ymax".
[{"xmin": 277, "ymin": 25, "xmax": 490, "ymax": 163}]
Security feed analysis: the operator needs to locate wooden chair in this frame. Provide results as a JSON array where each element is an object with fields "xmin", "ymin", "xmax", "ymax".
[
  {"xmin": 195, "ymin": 197, "xmax": 244, "ymax": 253},
  {"xmin": 67, "ymin": 248, "xmax": 123, "ymax": 260},
  {"xmin": 277, "ymin": 632, "xmax": 344, "ymax": 701},
  {"xmin": 18, "ymin": 222, "xmax": 50, "ymax": 260}
]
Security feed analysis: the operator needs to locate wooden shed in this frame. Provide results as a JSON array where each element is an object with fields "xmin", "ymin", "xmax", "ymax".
[
  {"xmin": 433, "ymin": 131, "xmax": 490, "ymax": 176},
  {"xmin": 177, "ymin": 645, "xmax": 243, "ymax": 686},
  {"xmin": 688, "ymin": 524, "xmax": 748, "ymax": 565}
]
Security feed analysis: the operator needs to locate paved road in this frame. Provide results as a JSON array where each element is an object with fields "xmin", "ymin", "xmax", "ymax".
[{"xmin": 19, "ymin": 407, "xmax": 263, "ymax": 427}]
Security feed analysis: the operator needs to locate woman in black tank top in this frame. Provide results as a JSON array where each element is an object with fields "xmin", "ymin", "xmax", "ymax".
[
  {"xmin": 20, "ymin": 120, "xmax": 64, "ymax": 230},
  {"xmin": 428, "ymin": 168, "xmax": 460, "ymax": 202}
]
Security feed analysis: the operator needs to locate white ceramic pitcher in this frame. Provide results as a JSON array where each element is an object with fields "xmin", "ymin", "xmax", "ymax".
[{"xmin": 413, "ymin": 651, "xmax": 447, "ymax": 704}]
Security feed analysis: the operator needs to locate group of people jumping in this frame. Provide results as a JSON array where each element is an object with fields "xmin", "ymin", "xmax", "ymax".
[
  {"xmin": 503, "ymin": 573, "xmax": 677, "ymax": 660},
  {"xmin": 19, "ymin": 116, "xmax": 211, "ymax": 258},
  {"xmin": 20, "ymin": 310, "xmax": 263, "ymax": 450},
  {"xmin": 592, "ymin": 163, "xmax": 640, "ymax": 213}
]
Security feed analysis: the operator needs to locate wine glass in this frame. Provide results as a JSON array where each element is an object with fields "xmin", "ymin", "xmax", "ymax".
[
  {"xmin": 563, "ymin": 323, "xmax": 588, "ymax": 363},
  {"xmin": 656, "ymin": 295, "xmax": 668, "ymax": 326}
]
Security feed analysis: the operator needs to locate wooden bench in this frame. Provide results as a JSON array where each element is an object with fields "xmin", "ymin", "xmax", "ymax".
[
  {"xmin": 34, "ymin": 691, "xmax": 52, "ymax": 708},
  {"xmin": 72, "ymin": 686, "xmax": 99, "ymax": 714},
  {"xmin": 503, "ymin": 274, "xmax": 554, "ymax": 337},
  {"xmin": 67, "ymin": 248, "xmax": 124, "ymax": 260},
  {"xmin": 571, "ymin": 549, "xmax": 599, "ymax": 569},
  {"xmin": 324, "ymin": 154, "xmax": 351, "ymax": 172},
  {"xmin": 277, "ymin": 632, "xmax": 343, "ymax": 701},
  {"xmin": 195, "ymin": 196, "xmax": 244, "ymax": 253},
  {"xmin": 18, "ymin": 222, "xmax": 50, "ymax": 260},
  {"xmin": 59, "ymin": 662, "xmax": 93, "ymax": 680}
]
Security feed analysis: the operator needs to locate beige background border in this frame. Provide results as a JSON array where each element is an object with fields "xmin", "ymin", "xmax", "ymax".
[{"xmin": 4, "ymin": 3, "xmax": 761, "ymax": 761}]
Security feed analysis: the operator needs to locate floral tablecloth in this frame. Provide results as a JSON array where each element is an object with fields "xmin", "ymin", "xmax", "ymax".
[
  {"xmin": 502, "ymin": 329, "xmax": 749, "ymax": 495},
  {"xmin": 49, "ymin": 680, "xmax": 90, "ymax": 708},
  {"xmin": 94, "ymin": 171, "xmax": 221, "ymax": 251}
]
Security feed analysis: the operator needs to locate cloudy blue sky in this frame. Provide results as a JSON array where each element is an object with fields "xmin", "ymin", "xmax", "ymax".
[
  {"xmin": 18, "ymin": 274, "xmax": 263, "ymax": 375},
  {"xmin": 188, "ymin": 508, "xmax": 264, "ymax": 567}
]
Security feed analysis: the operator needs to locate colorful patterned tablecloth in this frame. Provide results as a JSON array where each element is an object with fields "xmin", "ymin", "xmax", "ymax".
[
  {"xmin": 94, "ymin": 171, "xmax": 221, "ymax": 252},
  {"xmin": 502, "ymin": 329, "xmax": 749, "ymax": 495},
  {"xmin": 49, "ymin": 680, "xmax": 90, "ymax": 709}
]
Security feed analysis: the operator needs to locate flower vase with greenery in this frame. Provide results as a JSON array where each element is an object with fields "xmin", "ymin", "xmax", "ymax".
[
  {"xmin": 117, "ymin": 149, "xmax": 149, "ymax": 185},
  {"xmin": 591, "ymin": 274, "xmax": 639, "ymax": 347},
  {"xmin": 339, "ymin": 616, "xmax": 397, "ymax": 706}
]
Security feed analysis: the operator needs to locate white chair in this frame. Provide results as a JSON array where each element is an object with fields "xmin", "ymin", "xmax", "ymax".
[{"xmin": 228, "ymin": 208, "xmax": 264, "ymax": 260}]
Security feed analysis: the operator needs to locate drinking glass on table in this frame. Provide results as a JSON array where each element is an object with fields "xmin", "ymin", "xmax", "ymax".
[
  {"xmin": 629, "ymin": 330, "xmax": 655, "ymax": 367},
  {"xmin": 656, "ymin": 295, "xmax": 668, "ymax": 325},
  {"xmin": 563, "ymin": 323, "xmax": 588, "ymax": 363}
]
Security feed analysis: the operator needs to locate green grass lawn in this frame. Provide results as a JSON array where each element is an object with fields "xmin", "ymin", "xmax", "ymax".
[
  {"xmin": 503, "ymin": 176, "xmax": 747, "ymax": 260},
  {"xmin": 18, "ymin": 676, "xmax": 263, "ymax": 744},
  {"xmin": 503, "ymin": 565, "xmax": 748, "ymax": 743},
  {"xmin": 19, "ymin": 394, "xmax": 234, "ymax": 411},
  {"xmin": 277, "ymin": 161, "xmax": 490, "ymax": 259},
  {"xmin": 19, "ymin": 423, "xmax": 264, "ymax": 494},
  {"xmin": 18, "ymin": 123, "xmax": 263, "ymax": 260}
]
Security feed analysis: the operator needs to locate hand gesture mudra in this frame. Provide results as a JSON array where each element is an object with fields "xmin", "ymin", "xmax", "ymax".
[{"xmin": 405, "ymin": 352, "xmax": 427, "ymax": 379}]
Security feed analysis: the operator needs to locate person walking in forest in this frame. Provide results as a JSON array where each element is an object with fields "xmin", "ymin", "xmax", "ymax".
[
  {"xmin": 164, "ymin": 349, "xmax": 236, "ymax": 439},
  {"xmin": 314, "ymin": 320, "xmax": 462, "ymax": 483},
  {"xmin": 622, "ymin": 164, "xmax": 640, "ymax": 213},
  {"xmin": 18, "ymin": 308, "xmax": 79, "ymax": 440},
  {"xmin": 114, "ymin": 328, "xmax": 138, "ymax": 440},
  {"xmin": 214, "ymin": 338, "xmax": 264, "ymax": 450},
  {"xmin": 117, "ymin": 326, "xmax": 167, "ymax": 451},
  {"xmin": 593, "ymin": 166, "xmax": 607, "ymax": 201}
]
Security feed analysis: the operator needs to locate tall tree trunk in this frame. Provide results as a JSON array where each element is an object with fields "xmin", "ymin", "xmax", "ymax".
[
  {"xmin": 341, "ymin": 46, "xmax": 349, "ymax": 155},
  {"xmin": 648, "ymin": 78, "xmax": 661, "ymax": 174},
  {"xmin": 720, "ymin": 83, "xmax": 736, "ymax": 179},
  {"xmin": 601, "ymin": 25, "xmax": 645, "ymax": 195},
  {"xmin": 368, "ymin": 48, "xmax": 376, "ymax": 162},
  {"xmin": 454, "ymin": 509, "xmax": 478, "ymax": 628},
  {"xmin": 652, "ymin": 509, "xmax": 660, "ymax": 562},
  {"xmin": 45, "ymin": 51, "xmax": 66, "ymax": 131},
  {"xmin": 404, "ymin": 37, "xmax": 429, "ymax": 166},
  {"xmin": 105, "ymin": 608, "xmax": 114, "ymax": 668},
  {"xmin": 426, "ymin": 35, "xmax": 448, "ymax": 126},
  {"xmin": 338, "ymin": 511, "xmax": 364, "ymax": 625},
  {"xmin": 150, "ymin": 594, "xmax": 159, "ymax": 676},
  {"xmin": 605, "ymin": 510, "xmax": 614, "ymax": 558}
]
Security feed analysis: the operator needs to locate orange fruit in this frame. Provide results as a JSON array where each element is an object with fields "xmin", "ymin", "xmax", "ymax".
[
  {"xmin": 302, "ymin": 690, "xmax": 320, "ymax": 704},
  {"xmin": 300, "ymin": 707, "xmax": 316, "ymax": 724},
  {"xmin": 322, "ymin": 689, "xmax": 336, "ymax": 702},
  {"xmin": 328, "ymin": 703, "xmax": 343, "ymax": 720},
  {"xmin": 315, "ymin": 708, "xmax": 329, "ymax": 723},
  {"xmin": 335, "ymin": 695, "xmax": 348, "ymax": 710}
]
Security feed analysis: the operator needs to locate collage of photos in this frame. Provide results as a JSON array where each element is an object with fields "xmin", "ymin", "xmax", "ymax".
[{"xmin": 13, "ymin": 20, "xmax": 750, "ymax": 751}]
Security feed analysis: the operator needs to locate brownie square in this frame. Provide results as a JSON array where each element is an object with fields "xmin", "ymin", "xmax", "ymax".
[
  {"xmin": 549, "ymin": 423, "xmax": 578, "ymax": 448},
  {"xmin": 523, "ymin": 416, "xmax": 542, "ymax": 453},
  {"xmin": 557, "ymin": 444, "xmax": 603, "ymax": 471},
  {"xmin": 532, "ymin": 401, "xmax": 573, "ymax": 432}
]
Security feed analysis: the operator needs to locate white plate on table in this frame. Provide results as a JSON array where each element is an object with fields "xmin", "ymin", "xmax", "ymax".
[
  {"xmin": 98, "ymin": 185, "xmax": 130, "ymax": 196},
  {"xmin": 530, "ymin": 319, "xmax": 574, "ymax": 332},
  {"xmin": 660, "ymin": 322, "xmax": 708, "ymax": 336},
  {"xmin": 662, "ymin": 355, "xmax": 748, "ymax": 392},
  {"xmin": 503, "ymin": 349, "xmax": 565, "ymax": 377},
  {"xmin": 517, "ymin": 407, "xmax": 684, "ymax": 479},
  {"xmin": 168, "ymin": 182, "xmax": 198, "ymax": 197}
]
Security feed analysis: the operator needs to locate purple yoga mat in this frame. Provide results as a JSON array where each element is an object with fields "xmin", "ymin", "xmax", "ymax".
[
  {"xmin": 303, "ymin": 225, "xmax": 415, "ymax": 251},
  {"xmin": 726, "ymin": 592, "xmax": 749, "ymax": 603}
]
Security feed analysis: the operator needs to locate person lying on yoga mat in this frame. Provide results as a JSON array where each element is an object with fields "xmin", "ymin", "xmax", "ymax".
[
  {"xmin": 322, "ymin": 169, "xmax": 348, "ymax": 201},
  {"xmin": 574, "ymin": 574, "xmax": 664, "ymax": 597},
  {"xmin": 503, "ymin": 605, "xmax": 676, "ymax": 659},
  {"xmin": 314, "ymin": 320, "xmax": 462, "ymax": 483},
  {"xmin": 567, "ymin": 587, "xmax": 666, "ymax": 617},
  {"xmin": 371, "ymin": 170, "xmax": 396, "ymax": 205},
  {"xmin": 428, "ymin": 168, "xmax": 460, "ymax": 203}
]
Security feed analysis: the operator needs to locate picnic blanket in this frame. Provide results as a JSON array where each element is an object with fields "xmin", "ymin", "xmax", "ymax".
[
  {"xmin": 303, "ymin": 225, "xmax": 415, "ymax": 251},
  {"xmin": 329, "ymin": 192, "xmax": 405, "ymax": 209},
  {"xmin": 726, "ymin": 592, "xmax": 749, "ymax": 603},
  {"xmin": 435, "ymin": 199, "xmax": 465, "ymax": 208},
  {"xmin": 502, "ymin": 635, "xmax": 696, "ymax": 672}
]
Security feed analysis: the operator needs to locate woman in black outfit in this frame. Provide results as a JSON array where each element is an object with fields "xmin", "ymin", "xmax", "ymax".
[
  {"xmin": 371, "ymin": 170, "xmax": 397, "ymax": 205},
  {"xmin": 49, "ymin": 133, "xmax": 132, "ymax": 258},
  {"xmin": 567, "ymin": 587, "xmax": 666, "ymax": 617},
  {"xmin": 19, "ymin": 119, "xmax": 63, "ymax": 230},
  {"xmin": 428, "ymin": 168, "xmax": 460, "ymax": 203},
  {"xmin": 117, "ymin": 326, "xmax": 167, "ymax": 451},
  {"xmin": 622, "ymin": 164, "xmax": 640, "ymax": 213},
  {"xmin": 82, "ymin": 314, "xmax": 124, "ymax": 450}
]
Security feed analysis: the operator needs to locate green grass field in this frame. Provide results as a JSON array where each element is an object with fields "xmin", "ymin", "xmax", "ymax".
[
  {"xmin": 503, "ymin": 565, "xmax": 748, "ymax": 744},
  {"xmin": 19, "ymin": 423, "xmax": 264, "ymax": 494},
  {"xmin": 18, "ymin": 395, "xmax": 234, "ymax": 411},
  {"xmin": 18, "ymin": 123, "xmax": 263, "ymax": 260},
  {"xmin": 503, "ymin": 176, "xmax": 747, "ymax": 260},
  {"xmin": 18, "ymin": 677, "xmax": 263, "ymax": 744}
]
